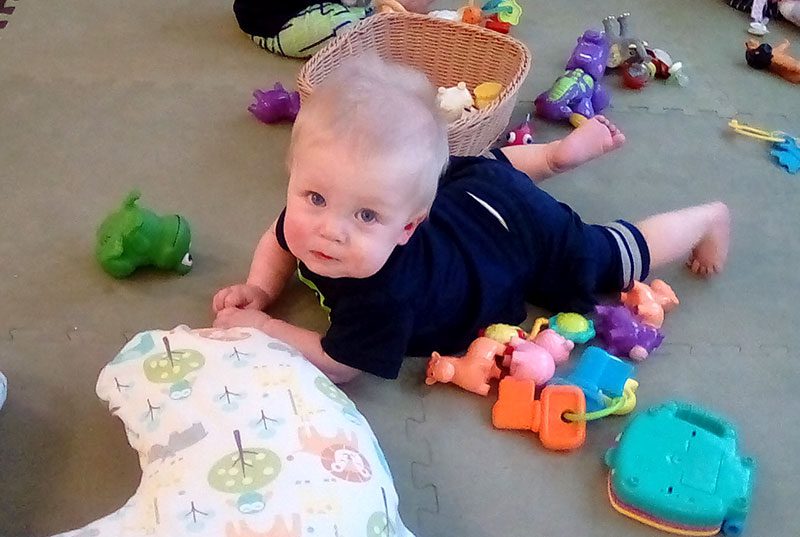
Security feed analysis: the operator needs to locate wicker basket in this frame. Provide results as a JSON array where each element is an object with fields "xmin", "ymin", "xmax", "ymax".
[{"xmin": 297, "ymin": 12, "xmax": 532, "ymax": 156}]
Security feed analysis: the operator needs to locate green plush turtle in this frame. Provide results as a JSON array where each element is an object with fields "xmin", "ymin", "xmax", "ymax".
[{"xmin": 96, "ymin": 190, "xmax": 193, "ymax": 278}]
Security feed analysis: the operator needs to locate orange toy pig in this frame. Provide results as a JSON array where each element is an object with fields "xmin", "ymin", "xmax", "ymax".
[
  {"xmin": 426, "ymin": 337, "xmax": 504, "ymax": 396},
  {"xmin": 620, "ymin": 279, "xmax": 679, "ymax": 329}
]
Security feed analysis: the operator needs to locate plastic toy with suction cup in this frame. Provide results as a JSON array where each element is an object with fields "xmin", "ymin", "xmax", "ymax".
[
  {"xmin": 605, "ymin": 401, "xmax": 755, "ymax": 536},
  {"xmin": 96, "ymin": 191, "xmax": 193, "ymax": 278},
  {"xmin": 248, "ymin": 83, "xmax": 300, "ymax": 124},
  {"xmin": 729, "ymin": 119, "xmax": 800, "ymax": 174},
  {"xmin": 535, "ymin": 29, "xmax": 611, "ymax": 127}
]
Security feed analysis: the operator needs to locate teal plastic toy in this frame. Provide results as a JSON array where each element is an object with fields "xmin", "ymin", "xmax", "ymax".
[
  {"xmin": 548, "ymin": 312, "xmax": 596, "ymax": 344},
  {"xmin": 96, "ymin": 191, "xmax": 193, "ymax": 278},
  {"xmin": 605, "ymin": 401, "xmax": 755, "ymax": 536}
]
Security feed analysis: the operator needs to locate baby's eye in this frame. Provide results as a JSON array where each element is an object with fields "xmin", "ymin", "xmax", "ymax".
[
  {"xmin": 308, "ymin": 192, "xmax": 326, "ymax": 207},
  {"xmin": 357, "ymin": 209, "xmax": 378, "ymax": 224}
]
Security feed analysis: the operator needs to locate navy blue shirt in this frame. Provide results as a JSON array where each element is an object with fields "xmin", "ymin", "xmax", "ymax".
[
  {"xmin": 276, "ymin": 152, "xmax": 649, "ymax": 379},
  {"xmin": 233, "ymin": 0, "xmax": 345, "ymax": 38}
]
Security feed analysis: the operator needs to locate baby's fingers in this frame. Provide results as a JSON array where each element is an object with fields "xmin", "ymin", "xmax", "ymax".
[{"xmin": 212, "ymin": 289, "xmax": 231, "ymax": 313}]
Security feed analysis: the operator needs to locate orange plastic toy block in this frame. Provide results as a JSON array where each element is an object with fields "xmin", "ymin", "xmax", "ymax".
[{"xmin": 492, "ymin": 378, "xmax": 586, "ymax": 450}]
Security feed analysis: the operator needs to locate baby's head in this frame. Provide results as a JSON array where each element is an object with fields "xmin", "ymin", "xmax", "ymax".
[{"xmin": 284, "ymin": 54, "xmax": 449, "ymax": 279}]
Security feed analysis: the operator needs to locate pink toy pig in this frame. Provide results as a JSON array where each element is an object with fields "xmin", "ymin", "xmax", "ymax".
[
  {"xmin": 531, "ymin": 329, "xmax": 574, "ymax": 365},
  {"xmin": 502, "ymin": 330, "xmax": 575, "ymax": 385}
]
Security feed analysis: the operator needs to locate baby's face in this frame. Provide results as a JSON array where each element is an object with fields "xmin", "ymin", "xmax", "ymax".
[{"xmin": 284, "ymin": 142, "xmax": 422, "ymax": 279}]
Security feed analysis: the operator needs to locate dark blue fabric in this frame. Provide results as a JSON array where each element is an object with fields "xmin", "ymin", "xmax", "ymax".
[
  {"xmin": 275, "ymin": 152, "xmax": 649, "ymax": 378},
  {"xmin": 233, "ymin": 0, "xmax": 344, "ymax": 38}
]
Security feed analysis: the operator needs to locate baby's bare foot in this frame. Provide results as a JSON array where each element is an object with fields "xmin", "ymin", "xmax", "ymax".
[
  {"xmin": 550, "ymin": 115, "xmax": 626, "ymax": 173},
  {"xmin": 687, "ymin": 202, "xmax": 730, "ymax": 276}
]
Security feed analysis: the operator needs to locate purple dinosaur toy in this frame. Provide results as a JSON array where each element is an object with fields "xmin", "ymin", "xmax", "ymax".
[
  {"xmin": 534, "ymin": 29, "xmax": 611, "ymax": 125},
  {"xmin": 593, "ymin": 304, "xmax": 664, "ymax": 362},
  {"xmin": 248, "ymin": 83, "xmax": 300, "ymax": 124}
]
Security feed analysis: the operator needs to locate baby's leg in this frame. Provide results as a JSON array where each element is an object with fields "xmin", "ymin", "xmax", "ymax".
[
  {"xmin": 501, "ymin": 115, "xmax": 625, "ymax": 182},
  {"xmin": 636, "ymin": 202, "xmax": 730, "ymax": 276}
]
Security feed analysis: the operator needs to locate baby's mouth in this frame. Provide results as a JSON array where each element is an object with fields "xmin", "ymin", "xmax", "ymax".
[{"xmin": 311, "ymin": 250, "xmax": 336, "ymax": 261}]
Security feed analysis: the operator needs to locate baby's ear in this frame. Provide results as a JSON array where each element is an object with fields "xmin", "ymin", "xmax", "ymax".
[{"xmin": 397, "ymin": 213, "xmax": 428, "ymax": 245}]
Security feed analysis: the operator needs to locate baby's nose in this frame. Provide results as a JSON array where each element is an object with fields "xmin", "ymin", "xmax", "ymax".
[{"xmin": 319, "ymin": 218, "xmax": 346, "ymax": 243}]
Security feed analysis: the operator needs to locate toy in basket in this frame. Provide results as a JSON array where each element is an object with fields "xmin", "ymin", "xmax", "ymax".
[{"xmin": 297, "ymin": 11, "xmax": 531, "ymax": 156}]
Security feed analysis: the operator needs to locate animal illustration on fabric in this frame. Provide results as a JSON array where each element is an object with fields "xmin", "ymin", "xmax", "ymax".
[
  {"xmin": 54, "ymin": 327, "xmax": 416, "ymax": 537},
  {"xmin": 146, "ymin": 422, "xmax": 208, "ymax": 464}
]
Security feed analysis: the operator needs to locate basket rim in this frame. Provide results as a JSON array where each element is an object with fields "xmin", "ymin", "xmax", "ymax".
[{"xmin": 297, "ymin": 11, "xmax": 533, "ymax": 121}]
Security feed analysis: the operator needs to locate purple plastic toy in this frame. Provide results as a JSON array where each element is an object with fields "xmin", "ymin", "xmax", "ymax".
[
  {"xmin": 593, "ymin": 304, "xmax": 664, "ymax": 362},
  {"xmin": 248, "ymin": 83, "xmax": 300, "ymax": 124},
  {"xmin": 534, "ymin": 29, "xmax": 611, "ymax": 126}
]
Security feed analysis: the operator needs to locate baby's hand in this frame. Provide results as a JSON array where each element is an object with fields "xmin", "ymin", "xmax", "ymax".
[
  {"xmin": 212, "ymin": 284, "xmax": 270, "ymax": 313},
  {"xmin": 214, "ymin": 307, "xmax": 271, "ymax": 331}
]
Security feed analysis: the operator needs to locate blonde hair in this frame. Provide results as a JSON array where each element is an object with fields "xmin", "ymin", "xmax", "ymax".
[{"xmin": 290, "ymin": 53, "xmax": 449, "ymax": 213}]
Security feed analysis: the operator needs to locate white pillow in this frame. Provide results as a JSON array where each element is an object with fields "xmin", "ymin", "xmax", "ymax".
[{"xmin": 53, "ymin": 326, "xmax": 414, "ymax": 537}]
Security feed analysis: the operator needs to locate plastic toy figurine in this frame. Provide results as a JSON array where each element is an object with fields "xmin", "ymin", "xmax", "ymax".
[
  {"xmin": 667, "ymin": 61, "xmax": 690, "ymax": 87},
  {"xmin": 481, "ymin": 0, "xmax": 522, "ymax": 25},
  {"xmin": 436, "ymin": 82, "xmax": 475, "ymax": 122},
  {"xmin": 474, "ymin": 81, "xmax": 503, "ymax": 109},
  {"xmin": 505, "ymin": 113, "xmax": 534, "ymax": 146},
  {"xmin": 646, "ymin": 47, "xmax": 675, "ymax": 79},
  {"xmin": 248, "ymin": 83, "xmax": 301, "ymax": 124},
  {"xmin": 492, "ymin": 379, "xmax": 586, "ymax": 450},
  {"xmin": 602, "ymin": 13, "xmax": 648, "ymax": 69},
  {"xmin": 729, "ymin": 119, "xmax": 800, "ymax": 174},
  {"xmin": 745, "ymin": 39, "xmax": 800, "ymax": 84},
  {"xmin": 458, "ymin": 0, "xmax": 483, "ymax": 24},
  {"xmin": 534, "ymin": 29, "xmax": 611, "ymax": 127},
  {"xmin": 620, "ymin": 279, "xmax": 679, "ymax": 329},
  {"xmin": 456, "ymin": 0, "xmax": 522, "ymax": 29},
  {"xmin": 426, "ymin": 337, "xmax": 504, "ymax": 396},
  {"xmin": 605, "ymin": 401, "xmax": 756, "ymax": 536},
  {"xmin": 96, "ymin": 191, "xmax": 193, "ymax": 279},
  {"xmin": 481, "ymin": 323, "xmax": 526, "ymax": 345},
  {"xmin": 548, "ymin": 312, "xmax": 596, "ymax": 343},
  {"xmin": 551, "ymin": 346, "xmax": 635, "ymax": 412},
  {"xmin": 502, "ymin": 330, "xmax": 574, "ymax": 385},
  {"xmin": 593, "ymin": 304, "xmax": 664, "ymax": 361},
  {"xmin": 0, "ymin": 371, "xmax": 6, "ymax": 410}
]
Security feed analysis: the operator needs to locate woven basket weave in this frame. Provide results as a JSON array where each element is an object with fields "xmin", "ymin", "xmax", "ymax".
[{"xmin": 297, "ymin": 12, "xmax": 532, "ymax": 156}]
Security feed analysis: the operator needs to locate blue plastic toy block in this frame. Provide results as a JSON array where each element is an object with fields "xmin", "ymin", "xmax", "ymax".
[{"xmin": 551, "ymin": 346, "xmax": 634, "ymax": 411}]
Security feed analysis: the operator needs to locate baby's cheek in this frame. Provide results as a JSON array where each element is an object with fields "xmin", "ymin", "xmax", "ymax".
[{"xmin": 283, "ymin": 217, "xmax": 305, "ymax": 251}]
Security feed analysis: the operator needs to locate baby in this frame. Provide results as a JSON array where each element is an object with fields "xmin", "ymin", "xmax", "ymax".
[
  {"xmin": 233, "ymin": 0, "xmax": 433, "ymax": 58},
  {"xmin": 212, "ymin": 55, "xmax": 730, "ymax": 384}
]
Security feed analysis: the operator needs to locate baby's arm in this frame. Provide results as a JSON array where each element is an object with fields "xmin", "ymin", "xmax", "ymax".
[
  {"xmin": 214, "ymin": 307, "xmax": 361, "ymax": 383},
  {"xmin": 261, "ymin": 318, "xmax": 362, "ymax": 383},
  {"xmin": 499, "ymin": 115, "xmax": 625, "ymax": 182},
  {"xmin": 246, "ymin": 219, "xmax": 297, "ymax": 303},
  {"xmin": 213, "ymin": 217, "xmax": 297, "ymax": 313}
]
